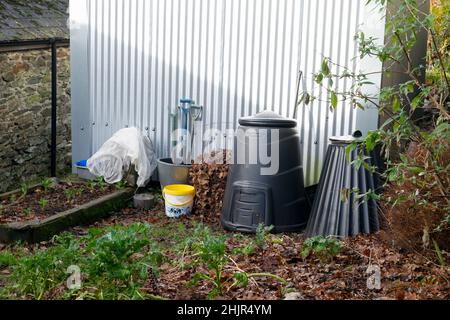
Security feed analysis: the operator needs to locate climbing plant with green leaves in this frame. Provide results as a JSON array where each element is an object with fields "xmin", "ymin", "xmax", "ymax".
[{"xmin": 298, "ymin": 0, "xmax": 449, "ymax": 250}]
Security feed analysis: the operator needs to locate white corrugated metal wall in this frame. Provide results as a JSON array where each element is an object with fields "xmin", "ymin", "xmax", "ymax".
[{"xmin": 70, "ymin": 0, "xmax": 385, "ymax": 186}]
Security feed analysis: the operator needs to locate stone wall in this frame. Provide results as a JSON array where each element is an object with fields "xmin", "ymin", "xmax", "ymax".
[{"xmin": 0, "ymin": 47, "xmax": 71, "ymax": 192}]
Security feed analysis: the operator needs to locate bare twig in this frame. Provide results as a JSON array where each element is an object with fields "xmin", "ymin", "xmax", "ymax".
[{"xmin": 430, "ymin": 30, "xmax": 450, "ymax": 95}]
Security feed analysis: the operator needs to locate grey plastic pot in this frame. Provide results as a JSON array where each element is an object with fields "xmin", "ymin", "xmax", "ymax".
[{"xmin": 157, "ymin": 158, "xmax": 192, "ymax": 189}]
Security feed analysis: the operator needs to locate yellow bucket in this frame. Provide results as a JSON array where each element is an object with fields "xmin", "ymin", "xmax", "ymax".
[{"xmin": 162, "ymin": 184, "xmax": 195, "ymax": 217}]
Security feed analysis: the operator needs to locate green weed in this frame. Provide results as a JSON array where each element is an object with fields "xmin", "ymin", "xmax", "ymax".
[
  {"xmin": 3, "ymin": 223, "xmax": 164, "ymax": 300},
  {"xmin": 188, "ymin": 226, "xmax": 285, "ymax": 299},
  {"xmin": 115, "ymin": 180, "xmax": 128, "ymax": 189},
  {"xmin": 38, "ymin": 199, "xmax": 49, "ymax": 210},
  {"xmin": 41, "ymin": 178, "xmax": 53, "ymax": 192},
  {"xmin": 0, "ymin": 251, "xmax": 17, "ymax": 268},
  {"xmin": 255, "ymin": 224, "xmax": 274, "ymax": 249},
  {"xmin": 96, "ymin": 177, "xmax": 106, "ymax": 191},
  {"xmin": 189, "ymin": 232, "xmax": 228, "ymax": 299},
  {"xmin": 19, "ymin": 182, "xmax": 29, "ymax": 198},
  {"xmin": 64, "ymin": 187, "xmax": 83, "ymax": 201},
  {"xmin": 301, "ymin": 236, "xmax": 342, "ymax": 263}
]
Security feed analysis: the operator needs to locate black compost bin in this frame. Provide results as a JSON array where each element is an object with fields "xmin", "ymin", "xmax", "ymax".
[
  {"xmin": 221, "ymin": 110, "xmax": 310, "ymax": 233},
  {"xmin": 305, "ymin": 133, "xmax": 380, "ymax": 237}
]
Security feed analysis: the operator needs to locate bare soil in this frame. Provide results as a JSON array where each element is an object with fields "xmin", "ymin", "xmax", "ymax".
[{"xmin": 0, "ymin": 182, "xmax": 117, "ymax": 224}]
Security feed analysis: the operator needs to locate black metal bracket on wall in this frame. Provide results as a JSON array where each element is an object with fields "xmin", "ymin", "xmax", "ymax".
[{"xmin": 0, "ymin": 38, "xmax": 70, "ymax": 177}]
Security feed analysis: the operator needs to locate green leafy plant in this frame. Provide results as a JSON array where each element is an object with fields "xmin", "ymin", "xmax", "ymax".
[
  {"xmin": 115, "ymin": 180, "xmax": 128, "ymax": 189},
  {"xmin": 298, "ymin": 0, "xmax": 450, "ymax": 254},
  {"xmin": 38, "ymin": 199, "xmax": 49, "ymax": 210},
  {"xmin": 64, "ymin": 188, "xmax": 75, "ymax": 200},
  {"xmin": 86, "ymin": 223, "xmax": 163, "ymax": 283},
  {"xmin": 229, "ymin": 271, "xmax": 287, "ymax": 292},
  {"xmin": 301, "ymin": 236, "xmax": 342, "ymax": 263},
  {"xmin": 41, "ymin": 178, "xmax": 53, "ymax": 192},
  {"xmin": 8, "ymin": 234, "xmax": 81, "ymax": 299},
  {"xmin": 0, "ymin": 251, "xmax": 17, "ymax": 268},
  {"xmin": 189, "ymin": 233, "xmax": 228, "ymax": 299},
  {"xmin": 23, "ymin": 208, "xmax": 33, "ymax": 216},
  {"xmin": 19, "ymin": 182, "xmax": 29, "ymax": 198},
  {"xmin": 177, "ymin": 223, "xmax": 213, "ymax": 250},
  {"xmin": 64, "ymin": 187, "xmax": 83, "ymax": 201},
  {"xmin": 4, "ymin": 224, "xmax": 164, "ymax": 300},
  {"xmin": 96, "ymin": 177, "xmax": 106, "ymax": 191},
  {"xmin": 189, "ymin": 228, "xmax": 286, "ymax": 299},
  {"xmin": 86, "ymin": 180, "xmax": 97, "ymax": 192},
  {"xmin": 172, "ymin": 223, "xmax": 213, "ymax": 270},
  {"xmin": 232, "ymin": 242, "xmax": 256, "ymax": 256},
  {"xmin": 255, "ymin": 224, "xmax": 274, "ymax": 249},
  {"xmin": 81, "ymin": 223, "xmax": 164, "ymax": 299},
  {"xmin": 152, "ymin": 190, "xmax": 163, "ymax": 202},
  {"xmin": 86, "ymin": 177, "xmax": 107, "ymax": 192}
]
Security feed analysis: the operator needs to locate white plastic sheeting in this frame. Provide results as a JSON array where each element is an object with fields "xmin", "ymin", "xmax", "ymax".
[
  {"xmin": 87, "ymin": 127, "xmax": 157, "ymax": 186},
  {"xmin": 70, "ymin": 0, "xmax": 385, "ymax": 186}
]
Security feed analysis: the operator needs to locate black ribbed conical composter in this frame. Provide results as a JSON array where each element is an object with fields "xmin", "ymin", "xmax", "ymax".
[{"xmin": 305, "ymin": 133, "xmax": 380, "ymax": 237}]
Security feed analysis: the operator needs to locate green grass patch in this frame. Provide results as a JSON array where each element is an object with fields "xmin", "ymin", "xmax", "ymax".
[{"xmin": 1, "ymin": 223, "xmax": 164, "ymax": 300}]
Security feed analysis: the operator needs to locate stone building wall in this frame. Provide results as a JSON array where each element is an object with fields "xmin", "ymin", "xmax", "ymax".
[{"xmin": 0, "ymin": 47, "xmax": 71, "ymax": 192}]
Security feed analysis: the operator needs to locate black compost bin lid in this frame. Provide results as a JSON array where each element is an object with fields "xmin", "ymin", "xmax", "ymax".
[{"xmin": 239, "ymin": 110, "xmax": 297, "ymax": 128}]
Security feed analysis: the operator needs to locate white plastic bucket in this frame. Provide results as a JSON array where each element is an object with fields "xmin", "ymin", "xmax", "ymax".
[{"xmin": 162, "ymin": 184, "xmax": 195, "ymax": 218}]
